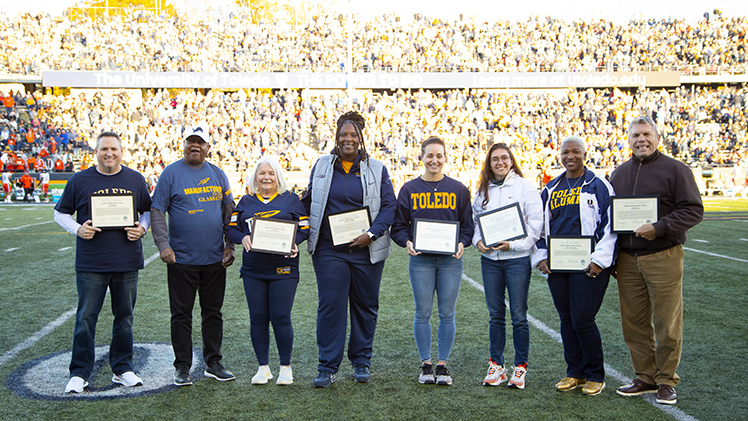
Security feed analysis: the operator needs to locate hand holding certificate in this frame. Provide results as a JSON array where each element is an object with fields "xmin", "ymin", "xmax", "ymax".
[
  {"xmin": 328, "ymin": 207, "xmax": 372, "ymax": 247},
  {"xmin": 611, "ymin": 196, "xmax": 659, "ymax": 233},
  {"xmin": 89, "ymin": 193, "xmax": 136, "ymax": 229},
  {"xmin": 477, "ymin": 203, "xmax": 528, "ymax": 248},
  {"xmin": 413, "ymin": 218, "xmax": 460, "ymax": 255},
  {"xmin": 250, "ymin": 218, "xmax": 298, "ymax": 255}
]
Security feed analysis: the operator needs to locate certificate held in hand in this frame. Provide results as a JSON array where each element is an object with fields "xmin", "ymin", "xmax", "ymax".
[
  {"xmin": 89, "ymin": 193, "xmax": 137, "ymax": 229},
  {"xmin": 477, "ymin": 203, "xmax": 528, "ymax": 248},
  {"xmin": 548, "ymin": 236, "xmax": 594, "ymax": 272},
  {"xmin": 611, "ymin": 195, "xmax": 659, "ymax": 233},
  {"xmin": 413, "ymin": 218, "xmax": 459, "ymax": 255},
  {"xmin": 327, "ymin": 207, "xmax": 372, "ymax": 247},
  {"xmin": 250, "ymin": 218, "xmax": 298, "ymax": 255}
]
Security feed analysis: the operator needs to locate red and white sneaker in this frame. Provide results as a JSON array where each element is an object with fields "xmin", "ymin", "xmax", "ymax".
[
  {"xmin": 483, "ymin": 361, "xmax": 508, "ymax": 386},
  {"xmin": 508, "ymin": 364, "xmax": 527, "ymax": 389}
]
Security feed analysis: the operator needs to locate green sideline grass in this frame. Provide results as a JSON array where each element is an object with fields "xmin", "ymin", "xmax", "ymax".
[{"xmin": 0, "ymin": 199, "xmax": 746, "ymax": 420}]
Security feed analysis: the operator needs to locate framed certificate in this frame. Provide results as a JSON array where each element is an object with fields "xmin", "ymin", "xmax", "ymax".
[
  {"xmin": 548, "ymin": 236, "xmax": 594, "ymax": 272},
  {"xmin": 250, "ymin": 218, "xmax": 298, "ymax": 255},
  {"xmin": 89, "ymin": 193, "xmax": 137, "ymax": 229},
  {"xmin": 611, "ymin": 195, "xmax": 659, "ymax": 233},
  {"xmin": 327, "ymin": 207, "xmax": 372, "ymax": 247},
  {"xmin": 477, "ymin": 203, "xmax": 528, "ymax": 248},
  {"xmin": 413, "ymin": 218, "xmax": 459, "ymax": 255}
]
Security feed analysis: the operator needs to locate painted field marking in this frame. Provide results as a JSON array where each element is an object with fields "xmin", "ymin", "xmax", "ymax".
[
  {"xmin": 692, "ymin": 239, "xmax": 709, "ymax": 243},
  {"xmin": 5, "ymin": 247, "xmax": 19, "ymax": 252},
  {"xmin": 58, "ymin": 247, "xmax": 72, "ymax": 251},
  {"xmin": 684, "ymin": 247, "xmax": 748, "ymax": 263},
  {"xmin": 463, "ymin": 274, "xmax": 699, "ymax": 421},
  {"xmin": 739, "ymin": 239, "xmax": 748, "ymax": 242},
  {"xmin": 0, "ymin": 252, "xmax": 161, "ymax": 369},
  {"xmin": 0, "ymin": 220, "xmax": 55, "ymax": 232}
]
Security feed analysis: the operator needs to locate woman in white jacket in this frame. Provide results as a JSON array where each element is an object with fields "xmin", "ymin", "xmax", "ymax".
[{"xmin": 472, "ymin": 143, "xmax": 543, "ymax": 389}]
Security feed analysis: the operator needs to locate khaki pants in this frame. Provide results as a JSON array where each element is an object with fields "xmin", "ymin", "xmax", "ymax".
[{"xmin": 616, "ymin": 245, "xmax": 683, "ymax": 387}]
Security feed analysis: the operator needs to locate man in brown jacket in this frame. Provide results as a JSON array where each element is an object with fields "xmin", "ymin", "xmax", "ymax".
[{"xmin": 610, "ymin": 116, "xmax": 703, "ymax": 405}]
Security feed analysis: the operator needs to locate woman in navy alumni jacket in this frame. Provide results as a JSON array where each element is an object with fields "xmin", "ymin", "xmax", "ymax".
[
  {"xmin": 533, "ymin": 136, "xmax": 617, "ymax": 396},
  {"xmin": 227, "ymin": 156, "xmax": 309, "ymax": 386},
  {"xmin": 301, "ymin": 111, "xmax": 396, "ymax": 388},
  {"xmin": 391, "ymin": 136, "xmax": 473, "ymax": 386},
  {"xmin": 472, "ymin": 143, "xmax": 543, "ymax": 389}
]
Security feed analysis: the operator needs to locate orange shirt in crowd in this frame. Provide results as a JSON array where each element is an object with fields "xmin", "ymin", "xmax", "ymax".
[
  {"xmin": 54, "ymin": 159, "xmax": 64, "ymax": 171},
  {"xmin": 25, "ymin": 130, "xmax": 34, "ymax": 143},
  {"xmin": 15, "ymin": 157, "xmax": 26, "ymax": 171},
  {"xmin": 3, "ymin": 96, "xmax": 14, "ymax": 108},
  {"xmin": 27, "ymin": 156, "xmax": 36, "ymax": 170},
  {"xmin": 35, "ymin": 158, "xmax": 46, "ymax": 171},
  {"xmin": 38, "ymin": 148, "xmax": 49, "ymax": 158}
]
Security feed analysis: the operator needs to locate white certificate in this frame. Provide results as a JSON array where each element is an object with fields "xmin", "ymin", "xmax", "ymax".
[
  {"xmin": 413, "ymin": 218, "xmax": 459, "ymax": 255},
  {"xmin": 477, "ymin": 203, "xmax": 528, "ymax": 247},
  {"xmin": 611, "ymin": 196, "xmax": 659, "ymax": 233},
  {"xmin": 89, "ymin": 193, "xmax": 136, "ymax": 229},
  {"xmin": 328, "ymin": 207, "xmax": 372, "ymax": 247},
  {"xmin": 250, "ymin": 218, "xmax": 298, "ymax": 255},
  {"xmin": 548, "ymin": 236, "xmax": 593, "ymax": 272}
]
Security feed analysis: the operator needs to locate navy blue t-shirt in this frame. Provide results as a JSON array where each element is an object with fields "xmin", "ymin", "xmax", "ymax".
[
  {"xmin": 548, "ymin": 175, "xmax": 583, "ymax": 236},
  {"xmin": 55, "ymin": 166, "xmax": 151, "ymax": 272},
  {"xmin": 391, "ymin": 175, "xmax": 474, "ymax": 251},
  {"xmin": 227, "ymin": 192, "xmax": 309, "ymax": 280}
]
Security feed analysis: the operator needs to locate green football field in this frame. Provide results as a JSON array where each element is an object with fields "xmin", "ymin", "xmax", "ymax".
[{"xmin": 0, "ymin": 197, "xmax": 746, "ymax": 420}]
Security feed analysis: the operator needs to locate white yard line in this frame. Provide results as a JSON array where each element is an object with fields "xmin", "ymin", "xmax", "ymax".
[
  {"xmin": 462, "ymin": 273, "xmax": 699, "ymax": 421},
  {"xmin": 691, "ymin": 239, "xmax": 709, "ymax": 243},
  {"xmin": 58, "ymin": 247, "xmax": 72, "ymax": 251},
  {"xmin": 4, "ymin": 247, "xmax": 19, "ymax": 252},
  {"xmin": 0, "ymin": 220, "xmax": 55, "ymax": 232},
  {"xmin": 0, "ymin": 252, "xmax": 161, "ymax": 368},
  {"xmin": 683, "ymin": 247, "xmax": 748, "ymax": 263}
]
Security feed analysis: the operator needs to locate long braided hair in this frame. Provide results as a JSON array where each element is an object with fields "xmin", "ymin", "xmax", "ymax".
[{"xmin": 334, "ymin": 111, "xmax": 368, "ymax": 162}]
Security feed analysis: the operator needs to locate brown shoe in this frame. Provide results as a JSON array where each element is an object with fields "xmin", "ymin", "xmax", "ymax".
[
  {"xmin": 616, "ymin": 379, "xmax": 657, "ymax": 396},
  {"xmin": 656, "ymin": 384, "xmax": 677, "ymax": 405}
]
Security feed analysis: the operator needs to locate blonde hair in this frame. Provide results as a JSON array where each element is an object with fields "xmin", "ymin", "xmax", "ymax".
[{"xmin": 248, "ymin": 155, "xmax": 288, "ymax": 195}]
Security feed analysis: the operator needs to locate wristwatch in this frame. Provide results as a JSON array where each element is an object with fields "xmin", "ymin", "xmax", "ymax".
[{"xmin": 366, "ymin": 231, "xmax": 376, "ymax": 241}]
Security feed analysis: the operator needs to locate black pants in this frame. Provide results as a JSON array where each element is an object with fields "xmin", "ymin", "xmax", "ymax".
[{"xmin": 167, "ymin": 262, "xmax": 226, "ymax": 368}]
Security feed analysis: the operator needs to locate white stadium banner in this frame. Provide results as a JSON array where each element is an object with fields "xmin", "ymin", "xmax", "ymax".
[{"xmin": 42, "ymin": 71, "xmax": 681, "ymax": 89}]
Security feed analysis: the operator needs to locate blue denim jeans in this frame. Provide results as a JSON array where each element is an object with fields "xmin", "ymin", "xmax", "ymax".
[
  {"xmin": 408, "ymin": 254, "xmax": 463, "ymax": 362},
  {"xmin": 70, "ymin": 271, "xmax": 138, "ymax": 379},
  {"xmin": 481, "ymin": 255, "xmax": 531, "ymax": 367},
  {"xmin": 547, "ymin": 269, "xmax": 610, "ymax": 382}
]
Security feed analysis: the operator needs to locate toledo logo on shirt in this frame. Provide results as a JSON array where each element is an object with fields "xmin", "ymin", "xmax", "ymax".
[
  {"xmin": 549, "ymin": 187, "xmax": 580, "ymax": 211},
  {"xmin": 410, "ymin": 192, "xmax": 457, "ymax": 210}
]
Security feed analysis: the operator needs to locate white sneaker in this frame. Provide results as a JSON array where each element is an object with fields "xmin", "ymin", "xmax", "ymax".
[
  {"xmin": 65, "ymin": 376, "xmax": 88, "ymax": 393},
  {"xmin": 276, "ymin": 366, "xmax": 293, "ymax": 385},
  {"xmin": 112, "ymin": 371, "xmax": 143, "ymax": 387},
  {"xmin": 251, "ymin": 365, "xmax": 274, "ymax": 385},
  {"xmin": 483, "ymin": 361, "xmax": 508, "ymax": 386},
  {"xmin": 508, "ymin": 365, "xmax": 527, "ymax": 389}
]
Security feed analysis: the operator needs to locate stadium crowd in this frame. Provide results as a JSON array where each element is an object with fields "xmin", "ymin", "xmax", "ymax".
[
  {"xmin": 0, "ymin": 10, "xmax": 747, "ymax": 74},
  {"xmin": 2, "ymin": 85, "xmax": 746, "ymax": 181}
]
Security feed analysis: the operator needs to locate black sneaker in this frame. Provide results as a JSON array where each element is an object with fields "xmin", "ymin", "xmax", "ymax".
[
  {"xmin": 353, "ymin": 365, "xmax": 370, "ymax": 383},
  {"xmin": 418, "ymin": 363, "xmax": 435, "ymax": 384},
  {"xmin": 204, "ymin": 362, "xmax": 236, "ymax": 381},
  {"xmin": 435, "ymin": 364, "xmax": 452, "ymax": 386},
  {"xmin": 313, "ymin": 370, "xmax": 336, "ymax": 388},
  {"xmin": 174, "ymin": 366, "xmax": 192, "ymax": 386}
]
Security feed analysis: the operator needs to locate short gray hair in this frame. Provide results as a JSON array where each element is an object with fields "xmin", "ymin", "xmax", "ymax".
[
  {"xmin": 248, "ymin": 155, "xmax": 288, "ymax": 195},
  {"xmin": 627, "ymin": 116, "xmax": 659, "ymax": 138},
  {"xmin": 560, "ymin": 136, "xmax": 587, "ymax": 153},
  {"xmin": 96, "ymin": 131, "xmax": 122, "ymax": 150}
]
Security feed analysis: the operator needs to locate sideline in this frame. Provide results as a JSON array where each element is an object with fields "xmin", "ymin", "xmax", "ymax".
[
  {"xmin": 0, "ymin": 252, "xmax": 161, "ymax": 368},
  {"xmin": 462, "ymin": 274, "xmax": 698, "ymax": 421}
]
